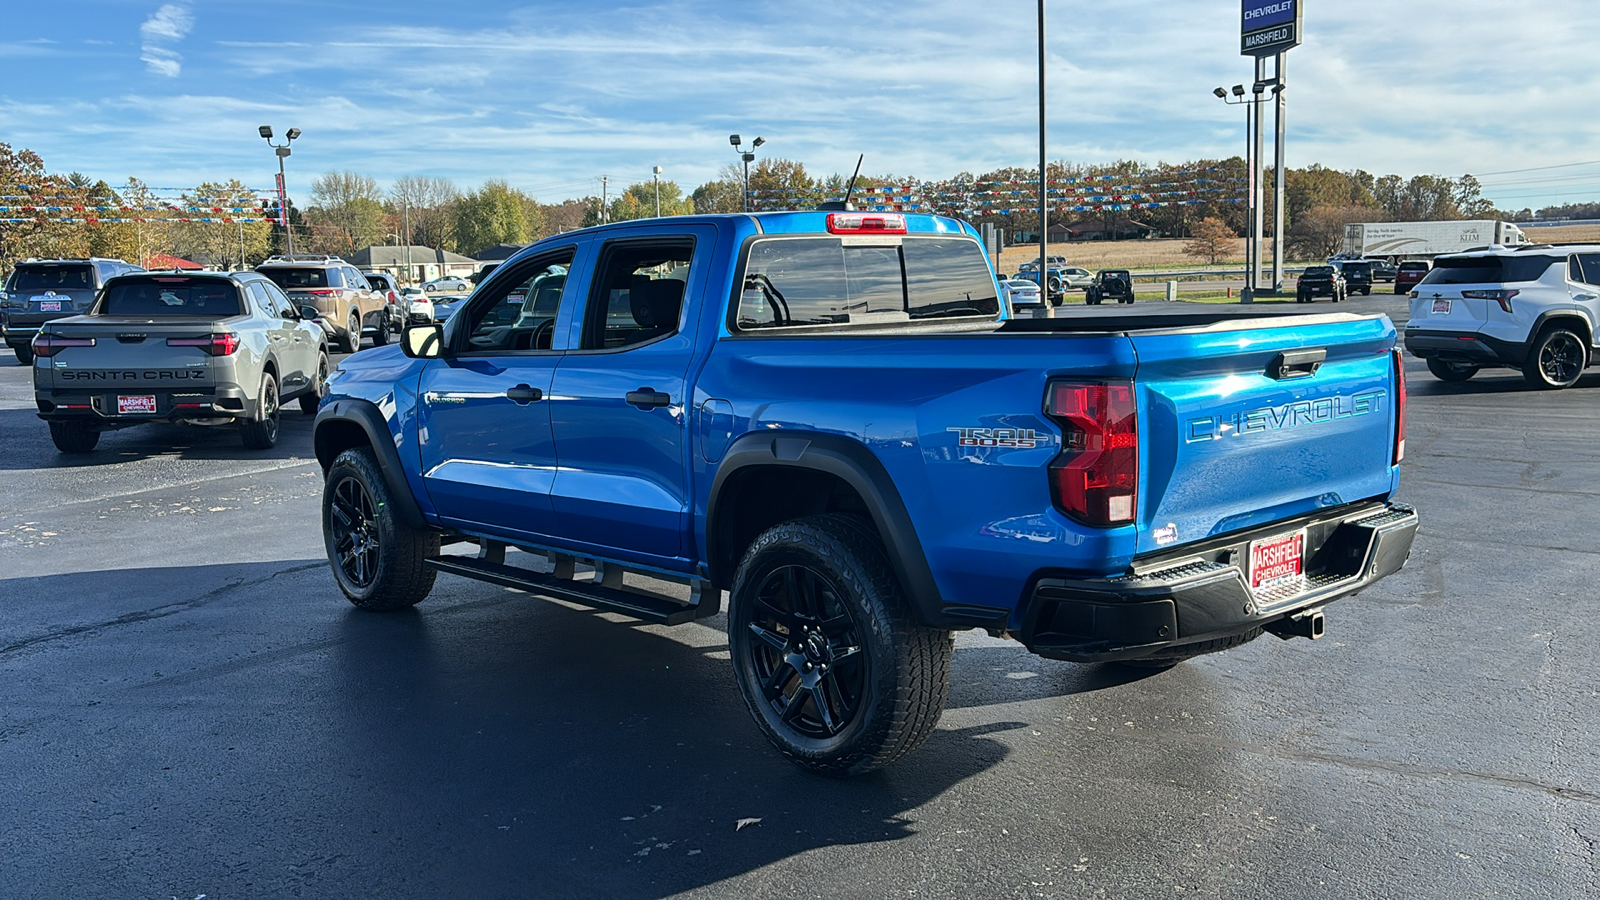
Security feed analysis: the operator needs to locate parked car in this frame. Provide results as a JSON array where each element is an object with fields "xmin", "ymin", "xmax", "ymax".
[
  {"xmin": 1, "ymin": 257, "xmax": 143, "ymax": 364},
  {"xmin": 1014, "ymin": 267, "xmax": 1065, "ymax": 306},
  {"xmin": 314, "ymin": 209, "xmax": 1416, "ymax": 775},
  {"xmin": 1086, "ymin": 269, "xmax": 1135, "ymax": 305},
  {"xmin": 1297, "ymin": 265, "xmax": 1346, "ymax": 302},
  {"xmin": 1058, "ymin": 266, "xmax": 1095, "ymax": 292},
  {"xmin": 1365, "ymin": 258, "xmax": 1398, "ymax": 282},
  {"xmin": 423, "ymin": 276, "xmax": 472, "ymax": 293},
  {"xmin": 255, "ymin": 255, "xmax": 387, "ymax": 353},
  {"xmin": 428, "ymin": 294, "xmax": 468, "ymax": 322},
  {"xmin": 1000, "ymin": 277, "xmax": 1044, "ymax": 314},
  {"xmin": 1394, "ymin": 260, "xmax": 1430, "ymax": 294},
  {"xmin": 1331, "ymin": 258, "xmax": 1374, "ymax": 295},
  {"xmin": 361, "ymin": 271, "xmax": 409, "ymax": 335},
  {"xmin": 31, "ymin": 270, "xmax": 330, "ymax": 452},
  {"xmin": 1404, "ymin": 245, "xmax": 1600, "ymax": 389}
]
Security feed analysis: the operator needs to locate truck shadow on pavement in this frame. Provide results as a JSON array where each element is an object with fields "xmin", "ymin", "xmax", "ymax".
[
  {"xmin": 323, "ymin": 598, "xmax": 1022, "ymax": 897},
  {"xmin": 1406, "ymin": 370, "xmax": 1600, "ymax": 396},
  {"xmin": 0, "ymin": 406, "xmax": 318, "ymax": 469}
]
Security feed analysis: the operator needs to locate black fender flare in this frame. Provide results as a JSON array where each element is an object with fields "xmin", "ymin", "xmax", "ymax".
[
  {"xmin": 313, "ymin": 398, "xmax": 427, "ymax": 529},
  {"xmin": 1528, "ymin": 311, "xmax": 1594, "ymax": 361},
  {"xmin": 707, "ymin": 431, "xmax": 1007, "ymax": 631}
]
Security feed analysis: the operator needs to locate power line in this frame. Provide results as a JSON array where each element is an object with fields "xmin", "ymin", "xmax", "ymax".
[{"xmin": 1474, "ymin": 159, "xmax": 1600, "ymax": 178}]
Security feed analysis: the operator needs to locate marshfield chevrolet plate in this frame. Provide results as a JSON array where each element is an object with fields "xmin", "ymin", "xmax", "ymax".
[{"xmin": 1248, "ymin": 529, "xmax": 1306, "ymax": 595}]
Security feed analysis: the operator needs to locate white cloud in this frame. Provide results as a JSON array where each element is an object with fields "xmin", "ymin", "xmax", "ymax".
[{"xmin": 139, "ymin": 4, "xmax": 193, "ymax": 77}]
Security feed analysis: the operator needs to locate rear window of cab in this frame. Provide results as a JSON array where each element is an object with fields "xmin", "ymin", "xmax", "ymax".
[
  {"xmin": 100, "ymin": 277, "xmax": 242, "ymax": 316},
  {"xmin": 734, "ymin": 235, "xmax": 999, "ymax": 331}
]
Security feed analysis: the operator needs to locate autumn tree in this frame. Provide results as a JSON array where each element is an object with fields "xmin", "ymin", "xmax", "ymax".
[
  {"xmin": 389, "ymin": 175, "xmax": 460, "ymax": 250},
  {"xmin": 305, "ymin": 171, "xmax": 385, "ymax": 255},
  {"xmin": 606, "ymin": 180, "xmax": 693, "ymax": 222},
  {"xmin": 453, "ymin": 180, "xmax": 540, "ymax": 255},
  {"xmin": 1183, "ymin": 217, "xmax": 1237, "ymax": 264},
  {"xmin": 1286, "ymin": 205, "xmax": 1370, "ymax": 260},
  {"xmin": 169, "ymin": 179, "xmax": 273, "ymax": 268}
]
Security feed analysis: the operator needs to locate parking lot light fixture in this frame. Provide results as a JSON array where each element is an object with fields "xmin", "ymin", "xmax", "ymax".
[
  {"xmin": 653, "ymin": 166, "xmax": 663, "ymax": 218},
  {"xmin": 731, "ymin": 135, "xmax": 764, "ymax": 213},
  {"xmin": 259, "ymin": 125, "xmax": 301, "ymax": 254}
]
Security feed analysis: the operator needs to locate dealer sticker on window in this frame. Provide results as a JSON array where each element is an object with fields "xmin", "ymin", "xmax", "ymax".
[{"xmin": 1248, "ymin": 530, "xmax": 1306, "ymax": 595}]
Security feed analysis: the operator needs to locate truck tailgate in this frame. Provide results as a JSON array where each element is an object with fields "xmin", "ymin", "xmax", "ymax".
[
  {"xmin": 38, "ymin": 317, "xmax": 222, "ymax": 391},
  {"xmin": 1131, "ymin": 314, "xmax": 1399, "ymax": 556}
]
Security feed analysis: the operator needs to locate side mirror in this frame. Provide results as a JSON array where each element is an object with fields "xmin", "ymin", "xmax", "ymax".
[
  {"xmin": 299, "ymin": 305, "xmax": 321, "ymax": 321},
  {"xmin": 402, "ymin": 322, "xmax": 446, "ymax": 359}
]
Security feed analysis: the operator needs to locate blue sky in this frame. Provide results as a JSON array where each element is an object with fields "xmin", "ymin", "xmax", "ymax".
[{"xmin": 2, "ymin": 1, "xmax": 1598, "ymax": 211}]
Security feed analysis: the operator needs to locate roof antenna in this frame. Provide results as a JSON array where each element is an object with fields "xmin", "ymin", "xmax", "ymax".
[{"xmin": 817, "ymin": 155, "xmax": 864, "ymax": 211}]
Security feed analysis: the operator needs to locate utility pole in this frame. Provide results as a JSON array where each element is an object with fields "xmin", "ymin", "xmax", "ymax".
[
  {"xmin": 403, "ymin": 199, "xmax": 413, "ymax": 284},
  {"xmin": 1038, "ymin": 0, "xmax": 1048, "ymax": 304},
  {"xmin": 600, "ymin": 176, "xmax": 609, "ymax": 223},
  {"xmin": 1271, "ymin": 53, "xmax": 1287, "ymax": 293},
  {"xmin": 653, "ymin": 166, "xmax": 663, "ymax": 218}
]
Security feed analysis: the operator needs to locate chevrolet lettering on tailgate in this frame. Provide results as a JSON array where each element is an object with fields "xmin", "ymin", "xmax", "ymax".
[{"xmin": 1186, "ymin": 389, "xmax": 1386, "ymax": 443}]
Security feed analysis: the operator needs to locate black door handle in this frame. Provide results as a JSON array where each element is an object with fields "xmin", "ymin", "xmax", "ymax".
[
  {"xmin": 506, "ymin": 383, "xmax": 543, "ymax": 405},
  {"xmin": 626, "ymin": 389, "xmax": 672, "ymax": 409}
]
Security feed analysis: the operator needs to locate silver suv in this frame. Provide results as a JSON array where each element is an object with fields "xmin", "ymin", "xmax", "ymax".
[
  {"xmin": 31, "ymin": 270, "xmax": 330, "ymax": 452},
  {"xmin": 255, "ymin": 255, "xmax": 386, "ymax": 352},
  {"xmin": 1, "ymin": 257, "xmax": 143, "ymax": 364}
]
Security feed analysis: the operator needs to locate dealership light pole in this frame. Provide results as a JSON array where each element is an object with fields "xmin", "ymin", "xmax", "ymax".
[
  {"xmin": 1214, "ymin": 85, "xmax": 1254, "ymax": 302},
  {"xmin": 1038, "ymin": 0, "xmax": 1048, "ymax": 299},
  {"xmin": 258, "ymin": 125, "xmax": 300, "ymax": 255},
  {"xmin": 653, "ymin": 165, "xmax": 663, "ymax": 217},
  {"xmin": 730, "ymin": 134, "xmax": 763, "ymax": 212},
  {"xmin": 1238, "ymin": 1, "xmax": 1301, "ymax": 295}
]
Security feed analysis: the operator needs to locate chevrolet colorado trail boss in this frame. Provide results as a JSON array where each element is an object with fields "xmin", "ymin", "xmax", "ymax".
[{"xmin": 313, "ymin": 209, "xmax": 1418, "ymax": 775}]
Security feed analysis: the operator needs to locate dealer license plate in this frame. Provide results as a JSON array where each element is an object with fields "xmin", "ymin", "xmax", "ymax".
[
  {"xmin": 38, "ymin": 300, "xmax": 60, "ymax": 311},
  {"xmin": 1248, "ymin": 530, "xmax": 1306, "ymax": 595},
  {"xmin": 1431, "ymin": 299, "xmax": 1451, "ymax": 315},
  {"xmin": 117, "ymin": 395, "xmax": 158, "ymax": 414}
]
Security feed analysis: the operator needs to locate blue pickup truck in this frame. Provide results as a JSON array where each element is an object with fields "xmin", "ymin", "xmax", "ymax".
[{"xmin": 312, "ymin": 209, "xmax": 1418, "ymax": 775}]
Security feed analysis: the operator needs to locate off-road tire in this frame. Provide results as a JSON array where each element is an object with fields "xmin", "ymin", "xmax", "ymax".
[
  {"xmin": 13, "ymin": 345, "xmax": 34, "ymax": 366},
  {"xmin": 1523, "ymin": 326, "xmax": 1586, "ymax": 390},
  {"xmin": 238, "ymin": 372, "xmax": 280, "ymax": 449},
  {"xmin": 49, "ymin": 420, "xmax": 99, "ymax": 453},
  {"xmin": 728, "ymin": 513, "xmax": 953, "ymax": 777},
  {"xmin": 323, "ymin": 447, "xmax": 439, "ymax": 610},
  {"xmin": 1114, "ymin": 627, "xmax": 1264, "ymax": 670},
  {"xmin": 1426, "ymin": 358, "xmax": 1478, "ymax": 383},
  {"xmin": 300, "ymin": 351, "xmax": 330, "ymax": 415},
  {"xmin": 340, "ymin": 311, "xmax": 360, "ymax": 353}
]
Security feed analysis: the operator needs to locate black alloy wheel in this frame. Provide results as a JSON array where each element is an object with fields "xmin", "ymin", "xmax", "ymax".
[
  {"xmin": 1524, "ymin": 327, "xmax": 1586, "ymax": 390},
  {"xmin": 372, "ymin": 313, "xmax": 390, "ymax": 346},
  {"xmin": 729, "ymin": 514, "xmax": 952, "ymax": 776},
  {"xmin": 322, "ymin": 447, "xmax": 438, "ymax": 609},
  {"xmin": 329, "ymin": 473, "xmax": 381, "ymax": 591},
  {"xmin": 300, "ymin": 351, "xmax": 330, "ymax": 415},
  {"xmin": 239, "ymin": 373, "xmax": 280, "ymax": 449},
  {"xmin": 744, "ymin": 564, "xmax": 869, "ymax": 742}
]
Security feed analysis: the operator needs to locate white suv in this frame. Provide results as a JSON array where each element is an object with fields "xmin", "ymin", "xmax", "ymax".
[{"xmin": 1403, "ymin": 245, "xmax": 1600, "ymax": 389}]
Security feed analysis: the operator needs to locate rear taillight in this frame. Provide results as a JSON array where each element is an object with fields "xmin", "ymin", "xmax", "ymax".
[
  {"xmin": 167, "ymin": 333, "xmax": 241, "ymax": 356},
  {"xmin": 386, "ymin": 290, "xmax": 399, "ymax": 305},
  {"xmin": 1461, "ymin": 289, "xmax": 1518, "ymax": 312},
  {"xmin": 1046, "ymin": 380, "xmax": 1139, "ymax": 526},
  {"xmin": 305, "ymin": 289, "xmax": 338, "ymax": 297},
  {"xmin": 1392, "ymin": 348, "xmax": 1406, "ymax": 464},
  {"xmin": 31, "ymin": 334, "xmax": 95, "ymax": 357}
]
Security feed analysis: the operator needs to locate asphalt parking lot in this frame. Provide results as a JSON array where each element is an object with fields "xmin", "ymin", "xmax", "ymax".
[{"xmin": 1, "ymin": 294, "xmax": 1596, "ymax": 898}]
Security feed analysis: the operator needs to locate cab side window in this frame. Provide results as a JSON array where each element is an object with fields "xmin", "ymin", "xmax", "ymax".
[
  {"xmin": 582, "ymin": 240, "xmax": 693, "ymax": 350},
  {"xmin": 457, "ymin": 249, "xmax": 576, "ymax": 353},
  {"xmin": 1571, "ymin": 254, "xmax": 1600, "ymax": 286}
]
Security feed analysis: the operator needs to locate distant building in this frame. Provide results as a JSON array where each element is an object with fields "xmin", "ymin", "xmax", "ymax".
[{"xmin": 349, "ymin": 245, "xmax": 480, "ymax": 285}]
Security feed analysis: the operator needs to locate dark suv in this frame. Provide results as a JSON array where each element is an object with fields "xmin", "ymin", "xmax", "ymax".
[
  {"xmin": 1297, "ymin": 265, "xmax": 1346, "ymax": 302},
  {"xmin": 255, "ymin": 255, "xmax": 386, "ymax": 353},
  {"xmin": 1086, "ymin": 269, "xmax": 1135, "ymax": 305},
  {"xmin": 1332, "ymin": 259, "xmax": 1373, "ymax": 295},
  {"xmin": 1, "ymin": 257, "xmax": 143, "ymax": 364}
]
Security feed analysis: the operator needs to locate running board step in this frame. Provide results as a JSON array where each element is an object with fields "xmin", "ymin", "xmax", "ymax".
[{"xmin": 426, "ymin": 555, "xmax": 712, "ymax": 625}]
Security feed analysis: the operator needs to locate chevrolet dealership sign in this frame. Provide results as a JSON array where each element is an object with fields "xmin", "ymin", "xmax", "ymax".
[{"xmin": 1241, "ymin": 0, "xmax": 1302, "ymax": 56}]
